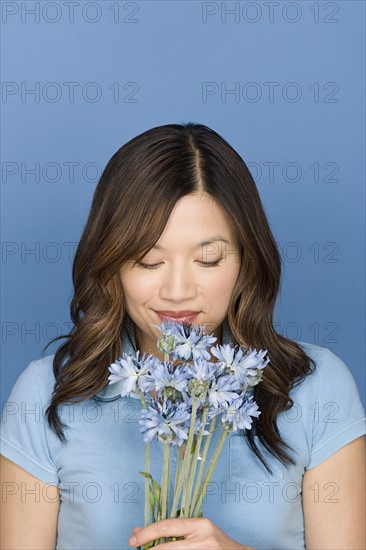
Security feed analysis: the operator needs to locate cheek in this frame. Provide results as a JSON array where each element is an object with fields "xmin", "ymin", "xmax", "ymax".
[
  {"xmin": 121, "ymin": 271, "xmax": 156, "ymax": 302},
  {"xmin": 204, "ymin": 269, "xmax": 238, "ymax": 298}
]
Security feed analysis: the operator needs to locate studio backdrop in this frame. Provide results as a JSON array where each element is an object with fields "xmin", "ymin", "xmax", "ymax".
[{"xmin": 1, "ymin": 0, "xmax": 365, "ymax": 410}]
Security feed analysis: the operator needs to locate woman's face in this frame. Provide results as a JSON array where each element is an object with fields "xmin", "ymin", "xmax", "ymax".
[{"xmin": 119, "ymin": 193, "xmax": 241, "ymax": 360}]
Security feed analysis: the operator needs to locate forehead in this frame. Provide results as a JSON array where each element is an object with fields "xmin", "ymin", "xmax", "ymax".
[{"xmin": 153, "ymin": 194, "xmax": 237, "ymax": 247}]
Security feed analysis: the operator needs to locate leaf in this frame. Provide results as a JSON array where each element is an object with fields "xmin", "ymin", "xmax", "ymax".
[
  {"xmin": 150, "ymin": 478, "xmax": 161, "ymax": 514},
  {"xmin": 148, "ymin": 486, "xmax": 156, "ymax": 524},
  {"xmin": 139, "ymin": 471, "xmax": 153, "ymax": 480}
]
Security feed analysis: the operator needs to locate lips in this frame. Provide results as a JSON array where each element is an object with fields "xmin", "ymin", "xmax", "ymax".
[
  {"xmin": 155, "ymin": 310, "xmax": 199, "ymax": 324},
  {"xmin": 156, "ymin": 310, "xmax": 199, "ymax": 317}
]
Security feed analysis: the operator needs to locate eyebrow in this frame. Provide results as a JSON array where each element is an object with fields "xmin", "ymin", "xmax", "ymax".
[{"xmin": 152, "ymin": 236, "xmax": 230, "ymax": 250}]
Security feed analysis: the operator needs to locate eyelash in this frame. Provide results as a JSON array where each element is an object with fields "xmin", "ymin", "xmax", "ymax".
[{"xmin": 136, "ymin": 260, "xmax": 222, "ymax": 270}]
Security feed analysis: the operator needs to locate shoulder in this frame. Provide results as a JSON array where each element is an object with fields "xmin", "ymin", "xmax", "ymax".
[
  {"xmin": 295, "ymin": 340, "xmax": 361, "ymax": 393},
  {"xmin": 1, "ymin": 355, "xmax": 61, "ymax": 485},
  {"xmin": 291, "ymin": 341, "xmax": 366, "ymax": 470},
  {"xmin": 291, "ymin": 340, "xmax": 365, "ymax": 424},
  {"xmin": 31, "ymin": 354, "xmax": 57, "ymax": 400},
  {"xmin": 6, "ymin": 354, "xmax": 56, "ymax": 406}
]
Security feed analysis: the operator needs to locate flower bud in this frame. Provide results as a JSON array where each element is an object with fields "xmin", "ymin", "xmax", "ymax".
[
  {"xmin": 188, "ymin": 379, "xmax": 209, "ymax": 399},
  {"xmin": 163, "ymin": 386, "xmax": 182, "ymax": 403},
  {"xmin": 221, "ymin": 419, "xmax": 235, "ymax": 432},
  {"xmin": 158, "ymin": 432, "xmax": 173, "ymax": 443},
  {"xmin": 157, "ymin": 334, "xmax": 176, "ymax": 354},
  {"xmin": 247, "ymin": 371, "xmax": 263, "ymax": 387}
]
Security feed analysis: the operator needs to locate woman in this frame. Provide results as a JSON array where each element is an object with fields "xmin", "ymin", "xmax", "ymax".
[{"xmin": 1, "ymin": 123, "xmax": 365, "ymax": 549}]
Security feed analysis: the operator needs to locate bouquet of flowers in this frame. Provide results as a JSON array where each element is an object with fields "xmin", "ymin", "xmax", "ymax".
[{"xmin": 108, "ymin": 320, "xmax": 269, "ymax": 549}]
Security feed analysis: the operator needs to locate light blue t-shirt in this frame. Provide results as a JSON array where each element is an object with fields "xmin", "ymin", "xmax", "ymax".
[{"xmin": 1, "ymin": 317, "xmax": 365, "ymax": 550}]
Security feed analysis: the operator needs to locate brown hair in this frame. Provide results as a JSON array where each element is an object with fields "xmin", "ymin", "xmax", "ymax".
[{"xmin": 43, "ymin": 122, "xmax": 316, "ymax": 474}]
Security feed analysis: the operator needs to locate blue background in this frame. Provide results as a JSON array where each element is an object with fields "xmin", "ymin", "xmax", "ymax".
[{"xmin": 1, "ymin": 0, "xmax": 365, "ymax": 410}]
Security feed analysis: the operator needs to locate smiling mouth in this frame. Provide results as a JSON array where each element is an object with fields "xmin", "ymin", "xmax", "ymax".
[{"xmin": 155, "ymin": 312, "xmax": 199, "ymax": 324}]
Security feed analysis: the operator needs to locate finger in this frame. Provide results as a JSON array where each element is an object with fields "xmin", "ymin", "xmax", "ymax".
[
  {"xmin": 154, "ymin": 539, "xmax": 195, "ymax": 550},
  {"xmin": 128, "ymin": 518, "xmax": 202, "ymax": 547},
  {"xmin": 132, "ymin": 526, "xmax": 143, "ymax": 534}
]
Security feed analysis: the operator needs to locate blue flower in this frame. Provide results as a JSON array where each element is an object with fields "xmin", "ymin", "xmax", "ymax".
[
  {"xmin": 149, "ymin": 360, "xmax": 189, "ymax": 401},
  {"xmin": 174, "ymin": 324, "xmax": 217, "ymax": 361},
  {"xmin": 149, "ymin": 321, "xmax": 178, "ymax": 355},
  {"xmin": 151, "ymin": 321, "xmax": 217, "ymax": 362},
  {"xmin": 207, "ymin": 375, "xmax": 240, "ymax": 409},
  {"xmin": 136, "ymin": 354, "xmax": 162, "ymax": 394},
  {"xmin": 108, "ymin": 351, "xmax": 158, "ymax": 398},
  {"xmin": 139, "ymin": 398, "xmax": 190, "ymax": 446},
  {"xmin": 211, "ymin": 344, "xmax": 270, "ymax": 387},
  {"xmin": 221, "ymin": 395, "xmax": 261, "ymax": 432},
  {"xmin": 188, "ymin": 356, "xmax": 217, "ymax": 381}
]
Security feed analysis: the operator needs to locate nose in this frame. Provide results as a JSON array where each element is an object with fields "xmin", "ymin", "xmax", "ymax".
[{"xmin": 159, "ymin": 261, "xmax": 197, "ymax": 303}]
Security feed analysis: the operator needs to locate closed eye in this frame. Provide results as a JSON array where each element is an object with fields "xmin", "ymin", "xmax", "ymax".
[{"xmin": 135, "ymin": 260, "xmax": 222, "ymax": 270}]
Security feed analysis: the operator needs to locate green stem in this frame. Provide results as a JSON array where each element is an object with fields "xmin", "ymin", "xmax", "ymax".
[
  {"xmin": 192, "ymin": 427, "xmax": 229, "ymax": 517},
  {"xmin": 172, "ymin": 444, "xmax": 183, "ymax": 522},
  {"xmin": 161, "ymin": 443, "xmax": 170, "ymax": 520},
  {"xmin": 180, "ymin": 397, "xmax": 199, "ymax": 517},
  {"xmin": 155, "ymin": 353, "xmax": 171, "ymax": 547},
  {"xmin": 190, "ymin": 414, "xmax": 217, "ymax": 514},
  {"xmin": 183, "ymin": 405, "xmax": 208, "ymax": 518},
  {"xmin": 169, "ymin": 398, "xmax": 198, "ymax": 518},
  {"xmin": 145, "ymin": 444, "xmax": 150, "ymax": 527},
  {"xmin": 154, "ymin": 443, "xmax": 171, "ymax": 546},
  {"xmin": 180, "ymin": 437, "xmax": 194, "ymax": 517},
  {"xmin": 138, "ymin": 391, "xmax": 150, "ymax": 529},
  {"xmin": 170, "ymin": 362, "xmax": 183, "ymax": 516},
  {"xmin": 174, "ymin": 444, "xmax": 183, "ymax": 496}
]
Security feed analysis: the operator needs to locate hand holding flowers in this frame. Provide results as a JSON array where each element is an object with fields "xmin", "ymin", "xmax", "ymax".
[{"xmin": 128, "ymin": 518, "xmax": 256, "ymax": 549}]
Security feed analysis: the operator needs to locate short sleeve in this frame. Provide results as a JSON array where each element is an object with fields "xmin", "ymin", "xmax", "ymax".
[
  {"xmin": 0, "ymin": 360, "xmax": 60, "ymax": 485},
  {"xmin": 305, "ymin": 347, "xmax": 366, "ymax": 470}
]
